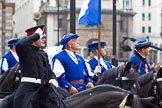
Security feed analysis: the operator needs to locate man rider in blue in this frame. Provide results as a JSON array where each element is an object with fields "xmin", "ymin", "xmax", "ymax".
[
  {"xmin": 87, "ymin": 41, "xmax": 113, "ymax": 85},
  {"xmin": 51, "ymin": 33, "xmax": 94, "ymax": 94},
  {"xmin": 129, "ymin": 38, "xmax": 151, "ymax": 76},
  {"xmin": 0, "ymin": 38, "xmax": 20, "ymax": 75}
]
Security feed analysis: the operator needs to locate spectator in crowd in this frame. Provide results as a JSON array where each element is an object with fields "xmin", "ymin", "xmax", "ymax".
[
  {"xmin": 51, "ymin": 33, "xmax": 94, "ymax": 95},
  {"xmin": 13, "ymin": 24, "xmax": 59, "ymax": 108},
  {"xmin": 0, "ymin": 38, "xmax": 20, "ymax": 75},
  {"xmin": 87, "ymin": 41, "xmax": 113, "ymax": 85}
]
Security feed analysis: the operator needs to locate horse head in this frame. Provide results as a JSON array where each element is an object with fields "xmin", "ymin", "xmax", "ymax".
[
  {"xmin": 96, "ymin": 61, "xmax": 139, "ymax": 94},
  {"xmin": 0, "ymin": 64, "xmax": 21, "ymax": 94}
]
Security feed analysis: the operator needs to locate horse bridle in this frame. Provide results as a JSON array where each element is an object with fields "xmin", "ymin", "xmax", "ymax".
[
  {"xmin": 115, "ymin": 66, "xmax": 138, "ymax": 93},
  {"xmin": 50, "ymin": 84, "xmax": 68, "ymax": 108},
  {"xmin": 13, "ymin": 64, "xmax": 21, "ymax": 90}
]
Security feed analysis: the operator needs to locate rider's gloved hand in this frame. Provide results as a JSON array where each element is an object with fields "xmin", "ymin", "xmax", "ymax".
[
  {"xmin": 35, "ymin": 28, "xmax": 44, "ymax": 39},
  {"xmin": 94, "ymin": 66, "xmax": 101, "ymax": 76},
  {"xmin": 49, "ymin": 79, "xmax": 59, "ymax": 88}
]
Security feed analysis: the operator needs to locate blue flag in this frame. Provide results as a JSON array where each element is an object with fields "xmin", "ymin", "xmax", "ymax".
[{"xmin": 78, "ymin": 0, "xmax": 101, "ymax": 25}]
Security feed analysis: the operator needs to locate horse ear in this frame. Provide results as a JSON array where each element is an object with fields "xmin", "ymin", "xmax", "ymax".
[
  {"xmin": 157, "ymin": 67, "xmax": 162, "ymax": 78},
  {"xmin": 124, "ymin": 61, "xmax": 132, "ymax": 75}
]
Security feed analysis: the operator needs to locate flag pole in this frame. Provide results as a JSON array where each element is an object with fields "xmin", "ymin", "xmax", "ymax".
[{"xmin": 97, "ymin": 24, "xmax": 101, "ymax": 80}]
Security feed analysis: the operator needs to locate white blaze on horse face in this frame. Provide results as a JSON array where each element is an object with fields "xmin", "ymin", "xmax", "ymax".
[{"xmin": 119, "ymin": 94, "xmax": 131, "ymax": 108}]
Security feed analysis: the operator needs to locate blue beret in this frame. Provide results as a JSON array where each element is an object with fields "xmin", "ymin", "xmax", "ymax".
[
  {"xmin": 60, "ymin": 33, "xmax": 79, "ymax": 49},
  {"xmin": 8, "ymin": 38, "xmax": 20, "ymax": 47},
  {"xmin": 134, "ymin": 38, "xmax": 151, "ymax": 49},
  {"xmin": 88, "ymin": 41, "xmax": 107, "ymax": 52}
]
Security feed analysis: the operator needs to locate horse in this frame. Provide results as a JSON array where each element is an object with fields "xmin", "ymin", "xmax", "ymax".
[
  {"xmin": 31, "ymin": 83, "xmax": 157, "ymax": 108},
  {"xmin": 0, "ymin": 84, "xmax": 70, "ymax": 108},
  {"xmin": 0, "ymin": 64, "xmax": 21, "ymax": 98},
  {"xmin": 96, "ymin": 61, "xmax": 140, "ymax": 94},
  {"xmin": 137, "ymin": 67, "xmax": 162, "ymax": 107},
  {"xmin": 0, "ymin": 82, "xmax": 157, "ymax": 108}
]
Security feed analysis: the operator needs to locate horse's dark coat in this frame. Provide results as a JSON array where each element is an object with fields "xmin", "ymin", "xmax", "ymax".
[
  {"xmin": 96, "ymin": 61, "xmax": 140, "ymax": 94},
  {"xmin": 0, "ymin": 64, "xmax": 21, "ymax": 94},
  {"xmin": 137, "ymin": 67, "xmax": 162, "ymax": 107},
  {"xmin": 31, "ymin": 84, "xmax": 157, "ymax": 108}
]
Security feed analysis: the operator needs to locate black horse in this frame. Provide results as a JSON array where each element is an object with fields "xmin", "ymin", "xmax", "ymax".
[
  {"xmin": 0, "ymin": 83, "xmax": 157, "ymax": 108},
  {"xmin": 0, "ymin": 84, "xmax": 70, "ymax": 108},
  {"xmin": 96, "ymin": 61, "xmax": 140, "ymax": 94},
  {"xmin": 138, "ymin": 67, "xmax": 162, "ymax": 107},
  {"xmin": 32, "ymin": 83, "xmax": 157, "ymax": 108},
  {"xmin": 0, "ymin": 64, "xmax": 21, "ymax": 98}
]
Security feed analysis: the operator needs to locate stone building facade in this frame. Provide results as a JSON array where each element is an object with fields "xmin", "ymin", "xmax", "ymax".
[
  {"xmin": 37, "ymin": 0, "xmax": 135, "ymax": 63},
  {"xmin": 0, "ymin": 0, "xmax": 15, "ymax": 56}
]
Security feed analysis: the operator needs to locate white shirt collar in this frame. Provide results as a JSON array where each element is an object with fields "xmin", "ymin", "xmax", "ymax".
[{"xmin": 64, "ymin": 49, "xmax": 78, "ymax": 64}]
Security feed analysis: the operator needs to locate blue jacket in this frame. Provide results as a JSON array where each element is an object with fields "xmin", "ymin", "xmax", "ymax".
[
  {"xmin": 52, "ymin": 51, "xmax": 93, "ymax": 91},
  {"xmin": 0, "ymin": 51, "xmax": 18, "ymax": 74},
  {"xmin": 88, "ymin": 57, "xmax": 112, "ymax": 84},
  {"xmin": 129, "ymin": 50, "xmax": 151, "ymax": 76}
]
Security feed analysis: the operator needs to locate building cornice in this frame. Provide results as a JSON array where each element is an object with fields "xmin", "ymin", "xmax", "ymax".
[{"xmin": 40, "ymin": 7, "xmax": 135, "ymax": 16}]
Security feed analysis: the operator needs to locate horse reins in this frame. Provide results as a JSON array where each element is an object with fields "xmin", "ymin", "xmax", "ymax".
[
  {"xmin": 50, "ymin": 84, "xmax": 68, "ymax": 108},
  {"xmin": 115, "ymin": 66, "xmax": 138, "ymax": 93},
  {"xmin": 14, "ymin": 64, "xmax": 21, "ymax": 90}
]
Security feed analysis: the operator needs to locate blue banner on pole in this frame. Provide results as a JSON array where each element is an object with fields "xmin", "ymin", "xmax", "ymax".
[{"xmin": 78, "ymin": 0, "xmax": 101, "ymax": 25}]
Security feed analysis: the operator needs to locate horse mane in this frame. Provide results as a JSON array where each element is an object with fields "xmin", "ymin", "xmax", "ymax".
[
  {"xmin": 96, "ymin": 65, "xmax": 125, "ymax": 85},
  {"xmin": 68, "ymin": 84, "xmax": 131, "ymax": 98},
  {"xmin": 137, "ymin": 72, "xmax": 154, "ymax": 98},
  {"xmin": 138, "ymin": 72, "xmax": 154, "ymax": 86}
]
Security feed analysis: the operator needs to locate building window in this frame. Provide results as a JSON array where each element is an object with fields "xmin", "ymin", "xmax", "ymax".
[
  {"xmin": 58, "ymin": 19, "xmax": 62, "ymax": 28},
  {"xmin": 142, "ymin": 0, "xmax": 145, "ymax": 6},
  {"xmin": 120, "ymin": 20, "xmax": 124, "ymax": 30},
  {"xmin": 142, "ymin": 13, "xmax": 145, "ymax": 21},
  {"xmin": 148, "ymin": 0, "xmax": 151, "ymax": 6},
  {"xmin": 123, "ymin": 0, "xmax": 132, "ymax": 10},
  {"xmin": 148, "ymin": 13, "xmax": 151, "ymax": 21},
  {"xmin": 148, "ymin": 26, "xmax": 151, "ymax": 33},
  {"xmin": 142, "ymin": 26, "xmax": 145, "ymax": 33}
]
